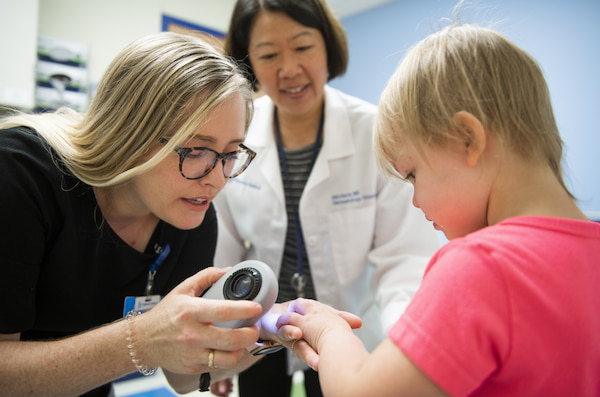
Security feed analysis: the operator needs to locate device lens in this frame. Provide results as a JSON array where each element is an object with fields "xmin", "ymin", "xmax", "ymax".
[
  {"xmin": 223, "ymin": 268, "xmax": 262, "ymax": 300},
  {"xmin": 231, "ymin": 275, "xmax": 253, "ymax": 298}
]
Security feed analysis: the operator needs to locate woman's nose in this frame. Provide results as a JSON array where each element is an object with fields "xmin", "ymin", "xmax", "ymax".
[
  {"xmin": 200, "ymin": 160, "xmax": 227, "ymax": 190},
  {"xmin": 278, "ymin": 54, "xmax": 301, "ymax": 78}
]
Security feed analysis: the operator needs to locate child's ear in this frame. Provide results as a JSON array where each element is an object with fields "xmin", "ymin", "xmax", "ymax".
[{"xmin": 453, "ymin": 111, "xmax": 486, "ymax": 167}]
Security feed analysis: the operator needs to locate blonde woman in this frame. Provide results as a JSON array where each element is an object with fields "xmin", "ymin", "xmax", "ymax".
[{"xmin": 0, "ymin": 32, "xmax": 320, "ymax": 396}]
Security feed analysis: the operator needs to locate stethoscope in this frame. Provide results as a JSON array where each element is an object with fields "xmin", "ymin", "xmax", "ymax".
[{"xmin": 273, "ymin": 106, "xmax": 324, "ymax": 298}]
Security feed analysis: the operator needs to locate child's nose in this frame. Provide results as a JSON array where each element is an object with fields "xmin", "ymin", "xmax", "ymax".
[{"xmin": 412, "ymin": 195, "xmax": 420, "ymax": 208}]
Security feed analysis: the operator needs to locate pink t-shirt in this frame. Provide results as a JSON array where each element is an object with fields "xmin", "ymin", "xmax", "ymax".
[{"xmin": 389, "ymin": 216, "xmax": 600, "ymax": 396}]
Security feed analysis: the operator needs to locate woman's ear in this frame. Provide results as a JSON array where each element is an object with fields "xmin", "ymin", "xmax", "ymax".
[{"xmin": 453, "ymin": 111, "xmax": 486, "ymax": 167}]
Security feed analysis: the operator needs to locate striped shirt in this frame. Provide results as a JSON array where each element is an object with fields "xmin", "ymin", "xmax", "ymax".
[{"xmin": 277, "ymin": 143, "xmax": 318, "ymax": 302}]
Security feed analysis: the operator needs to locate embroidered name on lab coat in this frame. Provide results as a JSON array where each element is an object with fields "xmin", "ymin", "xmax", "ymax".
[{"xmin": 332, "ymin": 190, "xmax": 376, "ymax": 205}]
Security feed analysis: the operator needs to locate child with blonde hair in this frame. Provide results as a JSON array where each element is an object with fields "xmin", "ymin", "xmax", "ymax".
[{"xmin": 277, "ymin": 23, "xmax": 600, "ymax": 396}]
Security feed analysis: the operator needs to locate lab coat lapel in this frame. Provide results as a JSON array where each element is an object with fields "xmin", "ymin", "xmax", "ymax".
[
  {"xmin": 247, "ymin": 103, "xmax": 286, "ymax": 207},
  {"xmin": 304, "ymin": 86, "xmax": 355, "ymax": 192}
]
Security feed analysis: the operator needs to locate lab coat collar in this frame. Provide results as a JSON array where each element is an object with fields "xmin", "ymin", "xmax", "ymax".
[
  {"xmin": 246, "ymin": 85, "xmax": 356, "ymax": 158},
  {"xmin": 243, "ymin": 85, "xmax": 357, "ymax": 200}
]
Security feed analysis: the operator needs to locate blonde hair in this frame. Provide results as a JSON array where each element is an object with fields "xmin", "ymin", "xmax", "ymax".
[
  {"xmin": 375, "ymin": 24, "xmax": 571, "ymax": 196},
  {"xmin": 0, "ymin": 32, "xmax": 253, "ymax": 187}
]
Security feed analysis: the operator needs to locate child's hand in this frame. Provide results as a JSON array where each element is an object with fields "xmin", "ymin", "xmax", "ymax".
[
  {"xmin": 257, "ymin": 301, "xmax": 304, "ymax": 345},
  {"xmin": 276, "ymin": 298, "xmax": 362, "ymax": 370}
]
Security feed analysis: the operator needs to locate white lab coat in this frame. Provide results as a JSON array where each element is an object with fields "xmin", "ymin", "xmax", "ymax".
[{"xmin": 214, "ymin": 86, "xmax": 440, "ymax": 356}]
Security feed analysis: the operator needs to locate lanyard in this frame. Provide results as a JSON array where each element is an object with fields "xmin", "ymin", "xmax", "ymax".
[
  {"xmin": 145, "ymin": 243, "xmax": 170, "ymax": 297},
  {"xmin": 273, "ymin": 106, "xmax": 324, "ymax": 297}
]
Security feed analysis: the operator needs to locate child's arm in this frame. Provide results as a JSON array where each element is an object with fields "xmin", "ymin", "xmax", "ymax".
[{"xmin": 279, "ymin": 299, "xmax": 449, "ymax": 397}]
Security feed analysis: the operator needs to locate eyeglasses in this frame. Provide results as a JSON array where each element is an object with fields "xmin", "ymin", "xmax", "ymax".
[{"xmin": 160, "ymin": 138, "xmax": 256, "ymax": 180}]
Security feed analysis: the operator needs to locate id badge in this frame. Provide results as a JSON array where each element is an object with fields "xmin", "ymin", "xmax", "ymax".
[{"xmin": 123, "ymin": 295, "xmax": 162, "ymax": 317}]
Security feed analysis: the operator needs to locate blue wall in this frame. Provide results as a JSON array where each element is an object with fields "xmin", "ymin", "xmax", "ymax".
[{"xmin": 331, "ymin": 0, "xmax": 600, "ymax": 217}]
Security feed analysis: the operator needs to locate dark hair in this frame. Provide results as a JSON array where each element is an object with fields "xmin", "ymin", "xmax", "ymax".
[{"xmin": 225, "ymin": 0, "xmax": 349, "ymax": 91}]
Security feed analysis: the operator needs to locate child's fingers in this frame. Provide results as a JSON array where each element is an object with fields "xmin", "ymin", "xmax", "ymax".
[
  {"xmin": 277, "ymin": 323, "xmax": 303, "ymax": 342},
  {"xmin": 337, "ymin": 311, "xmax": 362, "ymax": 329},
  {"xmin": 291, "ymin": 339, "xmax": 319, "ymax": 371},
  {"xmin": 276, "ymin": 311, "xmax": 302, "ymax": 328},
  {"xmin": 285, "ymin": 299, "xmax": 362, "ymax": 329}
]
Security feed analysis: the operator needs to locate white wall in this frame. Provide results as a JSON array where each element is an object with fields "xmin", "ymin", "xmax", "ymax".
[
  {"xmin": 0, "ymin": 0, "xmax": 39, "ymax": 109},
  {"xmin": 37, "ymin": 0, "xmax": 237, "ymax": 87}
]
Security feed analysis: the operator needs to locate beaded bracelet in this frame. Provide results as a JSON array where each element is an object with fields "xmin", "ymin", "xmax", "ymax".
[{"xmin": 125, "ymin": 310, "xmax": 157, "ymax": 376}]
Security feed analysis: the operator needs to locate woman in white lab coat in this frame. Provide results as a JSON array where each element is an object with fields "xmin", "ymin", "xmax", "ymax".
[{"xmin": 214, "ymin": 0, "xmax": 441, "ymax": 396}]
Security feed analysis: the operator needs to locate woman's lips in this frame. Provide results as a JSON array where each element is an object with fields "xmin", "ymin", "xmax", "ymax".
[
  {"xmin": 182, "ymin": 197, "xmax": 210, "ymax": 211},
  {"xmin": 282, "ymin": 84, "xmax": 308, "ymax": 95},
  {"xmin": 186, "ymin": 197, "xmax": 207, "ymax": 205}
]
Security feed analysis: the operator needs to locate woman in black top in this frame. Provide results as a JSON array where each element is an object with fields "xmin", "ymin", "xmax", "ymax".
[{"xmin": 0, "ymin": 32, "xmax": 322, "ymax": 396}]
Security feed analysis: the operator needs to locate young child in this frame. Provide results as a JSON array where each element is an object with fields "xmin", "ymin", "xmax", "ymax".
[{"xmin": 277, "ymin": 24, "xmax": 600, "ymax": 396}]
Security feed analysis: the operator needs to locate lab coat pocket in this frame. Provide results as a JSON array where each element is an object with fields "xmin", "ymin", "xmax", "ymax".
[{"xmin": 328, "ymin": 205, "xmax": 376, "ymax": 285}]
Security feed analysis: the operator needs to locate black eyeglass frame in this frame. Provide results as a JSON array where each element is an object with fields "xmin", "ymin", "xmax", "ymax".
[{"xmin": 160, "ymin": 138, "xmax": 256, "ymax": 180}]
